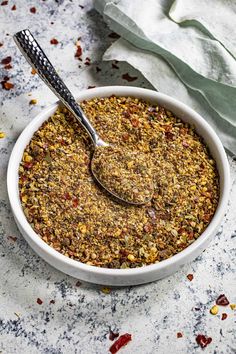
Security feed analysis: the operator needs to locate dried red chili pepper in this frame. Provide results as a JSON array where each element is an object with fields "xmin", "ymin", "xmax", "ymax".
[
  {"xmin": 221, "ymin": 313, "xmax": 227, "ymax": 320},
  {"xmin": 64, "ymin": 192, "xmax": 71, "ymax": 200},
  {"xmin": 1, "ymin": 1, "xmax": 8, "ymax": 5},
  {"xmin": 72, "ymin": 197, "xmax": 78, "ymax": 208},
  {"xmin": 216, "ymin": 294, "xmax": 229, "ymax": 306},
  {"xmin": 31, "ymin": 68, "xmax": 37, "ymax": 75},
  {"xmin": 30, "ymin": 7, "xmax": 36, "ymax": 13},
  {"xmin": 50, "ymin": 38, "xmax": 59, "ymax": 45},
  {"xmin": 11, "ymin": 4, "xmax": 16, "ymax": 10},
  {"xmin": 122, "ymin": 73, "xmax": 137, "ymax": 82},
  {"xmin": 177, "ymin": 332, "xmax": 183, "ymax": 338},
  {"xmin": 109, "ymin": 329, "xmax": 119, "ymax": 341},
  {"xmin": 187, "ymin": 274, "xmax": 194, "ymax": 281},
  {"xmin": 1, "ymin": 80, "xmax": 14, "ymax": 90},
  {"xmin": 109, "ymin": 333, "xmax": 132, "ymax": 354},
  {"xmin": 196, "ymin": 334, "xmax": 212, "ymax": 348},
  {"xmin": 1, "ymin": 56, "xmax": 12, "ymax": 65},
  {"xmin": 37, "ymin": 298, "xmax": 43, "ymax": 305}
]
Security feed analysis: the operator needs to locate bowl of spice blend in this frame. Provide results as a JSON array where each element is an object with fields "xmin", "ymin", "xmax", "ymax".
[{"xmin": 7, "ymin": 86, "xmax": 230, "ymax": 286}]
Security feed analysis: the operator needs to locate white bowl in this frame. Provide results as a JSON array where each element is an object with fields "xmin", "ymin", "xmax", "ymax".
[{"xmin": 7, "ymin": 86, "xmax": 230, "ymax": 286}]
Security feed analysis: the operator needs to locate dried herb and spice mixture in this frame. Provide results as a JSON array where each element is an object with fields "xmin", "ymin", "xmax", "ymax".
[
  {"xmin": 92, "ymin": 146, "xmax": 154, "ymax": 204},
  {"xmin": 19, "ymin": 96, "xmax": 219, "ymax": 268}
]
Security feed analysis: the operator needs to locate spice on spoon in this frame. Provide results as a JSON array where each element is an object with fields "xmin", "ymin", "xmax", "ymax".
[{"xmin": 91, "ymin": 146, "xmax": 154, "ymax": 204}]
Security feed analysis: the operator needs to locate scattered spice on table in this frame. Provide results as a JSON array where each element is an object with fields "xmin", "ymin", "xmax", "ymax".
[
  {"xmin": 31, "ymin": 68, "xmax": 37, "ymax": 75},
  {"xmin": 75, "ymin": 43, "xmax": 82, "ymax": 59},
  {"xmin": 14, "ymin": 312, "xmax": 21, "ymax": 318},
  {"xmin": 1, "ymin": 56, "xmax": 11, "ymax": 65},
  {"xmin": 30, "ymin": 7, "xmax": 36, "ymax": 13},
  {"xmin": 196, "ymin": 334, "xmax": 212, "ymax": 348},
  {"xmin": 221, "ymin": 313, "xmax": 227, "ymax": 320},
  {"xmin": 109, "ymin": 329, "xmax": 119, "ymax": 341},
  {"xmin": 29, "ymin": 99, "xmax": 38, "ymax": 105},
  {"xmin": 0, "ymin": 132, "xmax": 6, "ymax": 139},
  {"xmin": 0, "ymin": 43, "xmax": 3, "ymax": 47},
  {"xmin": 7, "ymin": 236, "xmax": 17, "ymax": 242},
  {"xmin": 37, "ymin": 298, "xmax": 43, "ymax": 305},
  {"xmin": 177, "ymin": 332, "xmax": 183, "ymax": 338},
  {"xmin": 1, "ymin": 1, "xmax": 8, "ymax": 5},
  {"xmin": 101, "ymin": 287, "xmax": 111, "ymax": 295},
  {"xmin": 109, "ymin": 333, "xmax": 132, "ymax": 354},
  {"xmin": 50, "ymin": 38, "xmax": 59, "ymax": 45},
  {"xmin": 49, "ymin": 299, "xmax": 55, "ymax": 304},
  {"xmin": 210, "ymin": 305, "xmax": 219, "ymax": 315},
  {"xmin": 108, "ymin": 32, "xmax": 120, "ymax": 39},
  {"xmin": 187, "ymin": 273, "xmax": 193, "ymax": 281},
  {"xmin": 11, "ymin": 4, "xmax": 16, "ymax": 10},
  {"xmin": 216, "ymin": 294, "xmax": 229, "ymax": 306},
  {"xmin": 230, "ymin": 304, "xmax": 236, "ymax": 310},
  {"xmin": 122, "ymin": 73, "xmax": 138, "ymax": 82},
  {"xmin": 1, "ymin": 76, "xmax": 14, "ymax": 90},
  {"xmin": 19, "ymin": 96, "xmax": 219, "ymax": 268}
]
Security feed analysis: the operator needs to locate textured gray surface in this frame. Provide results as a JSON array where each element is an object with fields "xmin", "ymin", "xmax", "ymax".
[{"xmin": 0, "ymin": 1, "xmax": 235, "ymax": 353}]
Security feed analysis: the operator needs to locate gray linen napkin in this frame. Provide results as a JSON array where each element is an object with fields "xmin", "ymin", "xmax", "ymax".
[{"xmin": 95, "ymin": 0, "xmax": 236, "ymax": 154}]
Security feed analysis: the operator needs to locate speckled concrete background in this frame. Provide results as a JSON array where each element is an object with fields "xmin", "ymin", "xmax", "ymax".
[{"xmin": 0, "ymin": 1, "xmax": 236, "ymax": 353}]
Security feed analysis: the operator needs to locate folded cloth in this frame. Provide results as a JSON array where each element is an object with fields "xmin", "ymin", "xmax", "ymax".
[{"xmin": 95, "ymin": 0, "xmax": 236, "ymax": 154}]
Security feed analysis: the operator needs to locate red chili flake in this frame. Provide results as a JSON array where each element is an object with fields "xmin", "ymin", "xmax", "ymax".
[
  {"xmin": 0, "ymin": 43, "xmax": 3, "ymax": 47},
  {"xmin": 216, "ymin": 294, "xmax": 229, "ymax": 306},
  {"xmin": 50, "ymin": 38, "xmax": 59, "ymax": 45},
  {"xmin": 8, "ymin": 236, "xmax": 17, "ymax": 242},
  {"xmin": 122, "ymin": 133, "xmax": 129, "ymax": 142},
  {"xmin": 30, "ymin": 7, "xmax": 36, "ymax": 13},
  {"xmin": 165, "ymin": 131, "xmax": 175, "ymax": 140},
  {"xmin": 109, "ymin": 329, "xmax": 119, "ymax": 341},
  {"xmin": 109, "ymin": 333, "xmax": 132, "ymax": 354},
  {"xmin": 1, "ymin": 1, "xmax": 8, "ymax": 5},
  {"xmin": 64, "ymin": 192, "xmax": 71, "ymax": 200},
  {"xmin": 196, "ymin": 335, "xmax": 212, "ymax": 348},
  {"xmin": 72, "ymin": 197, "xmax": 78, "ymax": 208},
  {"xmin": 131, "ymin": 118, "xmax": 140, "ymax": 127},
  {"xmin": 75, "ymin": 280, "xmax": 81, "ymax": 287},
  {"xmin": 49, "ymin": 299, "xmax": 55, "ymax": 304},
  {"xmin": 31, "ymin": 68, "xmax": 37, "ymax": 75},
  {"xmin": 177, "ymin": 332, "xmax": 183, "ymax": 338},
  {"xmin": 187, "ymin": 274, "xmax": 194, "ymax": 281},
  {"xmin": 24, "ymin": 162, "xmax": 33, "ymax": 169},
  {"xmin": 75, "ymin": 45, "xmax": 82, "ymax": 58},
  {"xmin": 96, "ymin": 66, "xmax": 101, "ymax": 73},
  {"xmin": 4, "ymin": 64, "xmax": 12, "ymax": 69},
  {"xmin": 112, "ymin": 63, "xmax": 119, "ymax": 69},
  {"xmin": 122, "ymin": 73, "xmax": 137, "ymax": 82},
  {"xmin": 36, "ymin": 298, "xmax": 43, "ymax": 305},
  {"xmin": 79, "ymin": 4, "xmax": 84, "ymax": 9},
  {"xmin": 108, "ymin": 32, "xmax": 120, "ymax": 39},
  {"xmin": 1, "ymin": 56, "xmax": 12, "ymax": 65},
  {"xmin": 143, "ymin": 223, "xmax": 153, "ymax": 233},
  {"xmin": 221, "ymin": 313, "xmax": 227, "ymax": 320},
  {"xmin": 182, "ymin": 141, "xmax": 189, "ymax": 147},
  {"xmin": 1, "ymin": 80, "xmax": 14, "ymax": 90},
  {"xmin": 11, "ymin": 4, "xmax": 16, "ymax": 10},
  {"xmin": 88, "ymin": 85, "xmax": 96, "ymax": 89}
]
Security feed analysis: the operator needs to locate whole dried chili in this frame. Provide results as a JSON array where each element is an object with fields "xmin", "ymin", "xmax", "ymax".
[
  {"xmin": 216, "ymin": 294, "xmax": 229, "ymax": 306},
  {"xmin": 196, "ymin": 334, "xmax": 212, "ymax": 348},
  {"xmin": 109, "ymin": 333, "xmax": 132, "ymax": 354}
]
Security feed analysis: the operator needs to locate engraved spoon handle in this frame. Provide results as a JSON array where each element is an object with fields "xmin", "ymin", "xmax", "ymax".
[{"xmin": 13, "ymin": 29, "xmax": 105, "ymax": 146}]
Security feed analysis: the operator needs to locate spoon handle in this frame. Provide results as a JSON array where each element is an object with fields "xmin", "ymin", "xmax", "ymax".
[{"xmin": 13, "ymin": 29, "xmax": 104, "ymax": 146}]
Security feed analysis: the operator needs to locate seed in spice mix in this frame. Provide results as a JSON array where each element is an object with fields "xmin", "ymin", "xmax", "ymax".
[
  {"xmin": 210, "ymin": 305, "xmax": 219, "ymax": 315},
  {"xmin": 19, "ymin": 96, "xmax": 220, "ymax": 269}
]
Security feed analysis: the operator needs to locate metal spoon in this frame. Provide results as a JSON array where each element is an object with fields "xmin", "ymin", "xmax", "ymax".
[{"xmin": 14, "ymin": 29, "xmax": 154, "ymax": 205}]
